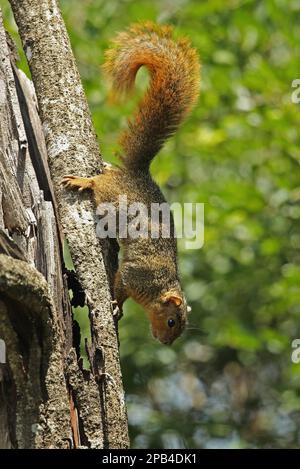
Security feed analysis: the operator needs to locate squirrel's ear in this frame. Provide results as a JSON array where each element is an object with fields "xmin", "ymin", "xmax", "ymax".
[
  {"xmin": 162, "ymin": 292, "xmax": 182, "ymax": 307},
  {"xmin": 187, "ymin": 305, "xmax": 192, "ymax": 313}
]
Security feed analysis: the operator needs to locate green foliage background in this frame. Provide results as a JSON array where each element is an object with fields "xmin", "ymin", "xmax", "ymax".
[{"xmin": 2, "ymin": 0, "xmax": 300, "ymax": 448}]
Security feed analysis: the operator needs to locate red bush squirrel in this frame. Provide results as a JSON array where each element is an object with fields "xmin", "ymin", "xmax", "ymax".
[{"xmin": 63, "ymin": 22, "xmax": 200, "ymax": 344}]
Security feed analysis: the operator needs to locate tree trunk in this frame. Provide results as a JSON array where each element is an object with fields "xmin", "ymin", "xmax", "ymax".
[{"xmin": 0, "ymin": 2, "xmax": 129, "ymax": 449}]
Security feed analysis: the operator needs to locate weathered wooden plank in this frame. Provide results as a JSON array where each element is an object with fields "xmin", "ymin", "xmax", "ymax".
[{"xmin": 0, "ymin": 10, "xmax": 72, "ymax": 448}]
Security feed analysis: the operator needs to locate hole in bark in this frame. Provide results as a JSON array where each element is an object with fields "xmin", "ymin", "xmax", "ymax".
[
  {"xmin": 63, "ymin": 240, "xmax": 91, "ymax": 370},
  {"xmin": 72, "ymin": 306, "xmax": 91, "ymax": 370}
]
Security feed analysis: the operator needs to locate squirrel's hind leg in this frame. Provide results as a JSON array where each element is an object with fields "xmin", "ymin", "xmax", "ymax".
[{"xmin": 114, "ymin": 270, "xmax": 129, "ymax": 311}]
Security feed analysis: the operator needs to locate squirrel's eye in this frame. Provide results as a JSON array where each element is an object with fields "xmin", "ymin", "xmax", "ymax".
[{"xmin": 168, "ymin": 318, "xmax": 176, "ymax": 328}]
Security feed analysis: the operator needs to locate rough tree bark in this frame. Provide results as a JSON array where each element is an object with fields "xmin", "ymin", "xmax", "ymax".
[{"xmin": 0, "ymin": 1, "xmax": 129, "ymax": 449}]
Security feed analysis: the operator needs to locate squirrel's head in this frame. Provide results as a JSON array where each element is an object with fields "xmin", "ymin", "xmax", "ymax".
[{"xmin": 148, "ymin": 291, "xmax": 191, "ymax": 345}]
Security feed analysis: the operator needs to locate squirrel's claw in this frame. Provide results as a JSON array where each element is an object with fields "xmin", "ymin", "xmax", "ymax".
[
  {"xmin": 61, "ymin": 175, "xmax": 77, "ymax": 188},
  {"xmin": 111, "ymin": 299, "xmax": 123, "ymax": 321},
  {"xmin": 61, "ymin": 175, "xmax": 94, "ymax": 191}
]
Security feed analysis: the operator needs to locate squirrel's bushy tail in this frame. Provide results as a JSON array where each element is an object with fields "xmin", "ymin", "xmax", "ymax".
[{"xmin": 103, "ymin": 22, "xmax": 200, "ymax": 171}]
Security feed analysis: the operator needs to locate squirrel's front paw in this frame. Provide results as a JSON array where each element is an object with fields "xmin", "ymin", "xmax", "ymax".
[{"xmin": 61, "ymin": 175, "xmax": 94, "ymax": 192}]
